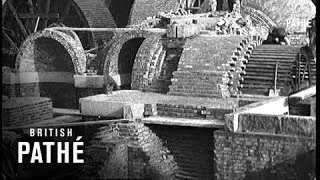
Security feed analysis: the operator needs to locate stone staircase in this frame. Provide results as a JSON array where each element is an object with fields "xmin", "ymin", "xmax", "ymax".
[
  {"xmin": 168, "ymin": 35, "xmax": 247, "ymax": 98},
  {"xmin": 240, "ymin": 45, "xmax": 301, "ymax": 96},
  {"xmin": 144, "ymin": 49, "xmax": 182, "ymax": 93}
]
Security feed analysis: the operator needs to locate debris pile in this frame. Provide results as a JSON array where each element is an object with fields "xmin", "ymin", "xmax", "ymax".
[{"xmin": 215, "ymin": 12, "xmax": 253, "ymax": 35}]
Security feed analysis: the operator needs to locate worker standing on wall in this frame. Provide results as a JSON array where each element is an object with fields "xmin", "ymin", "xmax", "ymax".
[{"xmin": 263, "ymin": 27, "xmax": 291, "ymax": 45}]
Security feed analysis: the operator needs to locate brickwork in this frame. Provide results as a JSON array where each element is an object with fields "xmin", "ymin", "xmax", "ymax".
[
  {"xmin": 16, "ymin": 29, "xmax": 86, "ymax": 74},
  {"xmin": 129, "ymin": 0, "xmax": 180, "ymax": 25},
  {"xmin": 214, "ymin": 130, "xmax": 316, "ymax": 180},
  {"xmin": 2, "ymin": 97, "xmax": 53, "ymax": 127},
  {"xmin": 102, "ymin": 31, "xmax": 165, "ymax": 89},
  {"xmin": 81, "ymin": 121, "xmax": 178, "ymax": 179},
  {"xmin": 74, "ymin": 0, "xmax": 117, "ymax": 46},
  {"xmin": 108, "ymin": 0, "xmax": 135, "ymax": 27},
  {"xmin": 236, "ymin": 113, "xmax": 316, "ymax": 138},
  {"xmin": 168, "ymin": 35, "xmax": 246, "ymax": 98},
  {"xmin": 144, "ymin": 103, "xmax": 233, "ymax": 120}
]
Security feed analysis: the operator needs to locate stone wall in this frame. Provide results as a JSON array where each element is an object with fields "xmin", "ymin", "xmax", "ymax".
[{"xmin": 214, "ymin": 130, "xmax": 316, "ymax": 180}]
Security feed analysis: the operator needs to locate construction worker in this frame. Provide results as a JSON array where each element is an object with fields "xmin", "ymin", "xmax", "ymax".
[{"xmin": 263, "ymin": 27, "xmax": 291, "ymax": 45}]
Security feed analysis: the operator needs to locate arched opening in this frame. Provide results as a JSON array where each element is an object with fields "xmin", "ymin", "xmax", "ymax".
[
  {"xmin": 109, "ymin": 0, "xmax": 135, "ymax": 27},
  {"xmin": 33, "ymin": 37, "xmax": 77, "ymax": 108},
  {"xmin": 117, "ymin": 37, "xmax": 146, "ymax": 89}
]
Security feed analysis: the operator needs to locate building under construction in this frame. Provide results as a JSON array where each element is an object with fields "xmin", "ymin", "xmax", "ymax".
[{"xmin": 2, "ymin": 0, "xmax": 316, "ymax": 179}]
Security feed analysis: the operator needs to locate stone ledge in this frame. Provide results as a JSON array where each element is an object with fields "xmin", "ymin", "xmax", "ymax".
[
  {"xmin": 142, "ymin": 116, "xmax": 225, "ymax": 128},
  {"xmin": 225, "ymin": 96, "xmax": 289, "ymax": 132},
  {"xmin": 74, "ymin": 74, "xmax": 104, "ymax": 88}
]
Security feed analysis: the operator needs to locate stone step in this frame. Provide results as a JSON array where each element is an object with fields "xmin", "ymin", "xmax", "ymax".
[
  {"xmin": 252, "ymin": 53, "xmax": 298, "ymax": 56},
  {"xmin": 249, "ymin": 55, "xmax": 297, "ymax": 60},
  {"xmin": 242, "ymin": 79, "xmax": 290, "ymax": 85},
  {"xmin": 248, "ymin": 58, "xmax": 296, "ymax": 63},
  {"xmin": 244, "ymin": 67, "xmax": 293, "ymax": 74},
  {"xmin": 244, "ymin": 71, "xmax": 293, "ymax": 77},
  {"xmin": 245, "ymin": 64, "xmax": 293, "ymax": 70},
  {"xmin": 243, "ymin": 75, "xmax": 292, "ymax": 81}
]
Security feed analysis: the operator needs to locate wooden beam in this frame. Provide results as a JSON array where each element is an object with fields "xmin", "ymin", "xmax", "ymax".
[
  {"xmin": 7, "ymin": 0, "xmax": 29, "ymax": 37},
  {"xmin": 46, "ymin": 27, "xmax": 166, "ymax": 33},
  {"xmin": 19, "ymin": 13, "xmax": 59, "ymax": 19},
  {"xmin": 2, "ymin": 4, "xmax": 7, "ymax": 26},
  {"xmin": 2, "ymin": 29, "xmax": 19, "ymax": 52},
  {"xmin": 288, "ymin": 85, "xmax": 316, "ymax": 104},
  {"xmin": 43, "ymin": 0, "xmax": 51, "ymax": 27},
  {"xmin": 27, "ymin": 0, "xmax": 35, "ymax": 14},
  {"xmin": 34, "ymin": 16, "xmax": 40, "ymax": 32},
  {"xmin": 59, "ymin": 0, "xmax": 73, "ymax": 23}
]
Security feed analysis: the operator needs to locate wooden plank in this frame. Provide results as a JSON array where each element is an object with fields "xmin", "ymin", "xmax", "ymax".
[
  {"xmin": 288, "ymin": 86, "xmax": 316, "ymax": 104},
  {"xmin": 46, "ymin": 26, "xmax": 167, "ymax": 33},
  {"xmin": 19, "ymin": 13, "xmax": 59, "ymax": 19},
  {"xmin": 7, "ymin": 0, "xmax": 29, "ymax": 37},
  {"xmin": 2, "ymin": 29, "xmax": 19, "ymax": 52},
  {"xmin": 27, "ymin": 0, "xmax": 35, "ymax": 14},
  {"xmin": 2, "ymin": 4, "xmax": 7, "ymax": 26}
]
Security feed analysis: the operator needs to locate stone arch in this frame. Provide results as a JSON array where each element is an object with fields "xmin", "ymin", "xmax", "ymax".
[
  {"xmin": 15, "ymin": 29, "xmax": 86, "ymax": 108},
  {"xmin": 73, "ymin": 0, "xmax": 117, "ymax": 47},
  {"xmin": 241, "ymin": 5, "xmax": 277, "ymax": 28},
  {"xmin": 16, "ymin": 29, "xmax": 86, "ymax": 74},
  {"xmin": 102, "ymin": 30, "xmax": 164, "ymax": 89}
]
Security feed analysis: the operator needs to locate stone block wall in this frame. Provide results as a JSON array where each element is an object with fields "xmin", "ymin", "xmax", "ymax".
[
  {"xmin": 237, "ymin": 114, "xmax": 316, "ymax": 138},
  {"xmin": 2, "ymin": 97, "xmax": 53, "ymax": 127},
  {"xmin": 214, "ymin": 130, "xmax": 316, "ymax": 180}
]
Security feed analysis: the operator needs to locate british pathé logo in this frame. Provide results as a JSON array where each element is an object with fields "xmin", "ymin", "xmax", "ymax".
[{"xmin": 18, "ymin": 128, "xmax": 84, "ymax": 163}]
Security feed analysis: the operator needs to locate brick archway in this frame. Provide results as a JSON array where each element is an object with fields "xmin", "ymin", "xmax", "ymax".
[
  {"xmin": 16, "ymin": 29, "xmax": 86, "ymax": 74},
  {"xmin": 241, "ymin": 5, "xmax": 277, "ymax": 28},
  {"xmin": 102, "ymin": 30, "xmax": 165, "ymax": 89}
]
